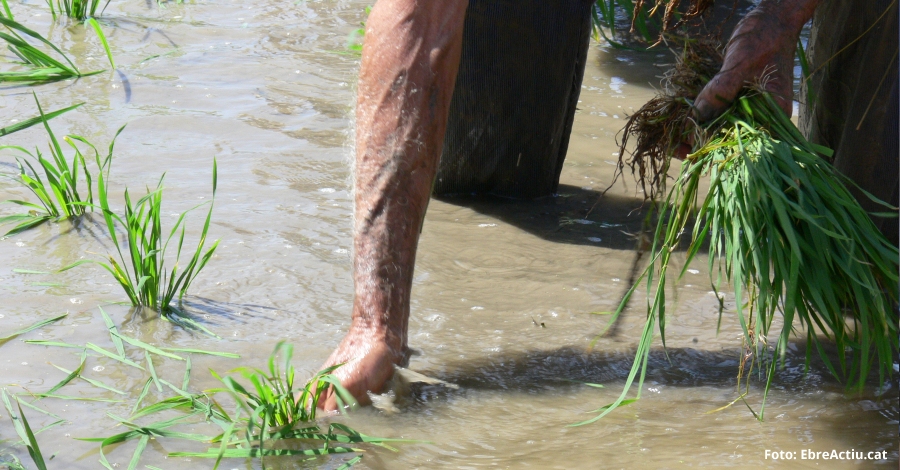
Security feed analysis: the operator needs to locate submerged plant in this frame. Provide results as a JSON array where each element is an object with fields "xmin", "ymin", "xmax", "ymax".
[
  {"xmin": 64, "ymin": 159, "xmax": 220, "ymax": 329},
  {"xmin": 345, "ymin": 6, "xmax": 371, "ymax": 53},
  {"xmin": 1, "ymin": 390, "xmax": 49, "ymax": 470},
  {"xmin": 0, "ymin": 2, "xmax": 106, "ymax": 84},
  {"xmin": 0, "ymin": 0, "xmax": 115, "ymax": 81},
  {"xmin": 0, "ymin": 96, "xmax": 110, "ymax": 236},
  {"xmin": 46, "ymin": 0, "xmax": 110, "ymax": 21},
  {"xmin": 0, "ymin": 101, "xmax": 83, "ymax": 138},
  {"xmin": 584, "ymin": 40, "xmax": 899, "ymax": 424},
  {"xmin": 86, "ymin": 342, "xmax": 407, "ymax": 469}
]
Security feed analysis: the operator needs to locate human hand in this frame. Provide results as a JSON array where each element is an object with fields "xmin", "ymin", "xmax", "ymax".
[
  {"xmin": 694, "ymin": 1, "xmax": 817, "ymax": 123},
  {"xmin": 670, "ymin": 0, "xmax": 819, "ymax": 160},
  {"xmin": 315, "ymin": 326, "xmax": 404, "ymax": 411}
]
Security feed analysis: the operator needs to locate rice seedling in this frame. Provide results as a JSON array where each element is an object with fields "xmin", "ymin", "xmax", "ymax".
[
  {"xmin": 0, "ymin": 1, "xmax": 107, "ymax": 85},
  {"xmin": 1, "ymin": 390, "xmax": 50, "ymax": 470},
  {"xmin": 46, "ymin": 0, "xmax": 111, "ymax": 21},
  {"xmin": 0, "ymin": 95, "xmax": 118, "ymax": 236},
  {"xmin": 0, "ymin": 102, "xmax": 82, "ymax": 138},
  {"xmin": 84, "ymin": 342, "xmax": 410, "ymax": 469},
  {"xmin": 0, "ymin": 313, "xmax": 66, "ymax": 344},
  {"xmin": 61, "ymin": 160, "xmax": 220, "ymax": 332},
  {"xmin": 582, "ymin": 38, "xmax": 899, "ymax": 424},
  {"xmin": 85, "ymin": 17, "xmax": 115, "ymax": 69},
  {"xmin": 591, "ymin": 0, "xmax": 715, "ymax": 47},
  {"xmin": 345, "ymin": 6, "xmax": 371, "ymax": 53}
]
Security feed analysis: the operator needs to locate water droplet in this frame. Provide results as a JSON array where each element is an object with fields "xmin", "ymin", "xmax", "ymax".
[{"xmin": 93, "ymin": 366, "xmax": 104, "ymax": 372}]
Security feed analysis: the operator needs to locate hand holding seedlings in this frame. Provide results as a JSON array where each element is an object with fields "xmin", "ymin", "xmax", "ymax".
[
  {"xmin": 321, "ymin": 0, "xmax": 898, "ymax": 415},
  {"xmin": 693, "ymin": 0, "xmax": 820, "ymax": 122}
]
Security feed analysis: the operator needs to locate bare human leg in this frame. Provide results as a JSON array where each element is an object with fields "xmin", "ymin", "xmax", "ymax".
[{"xmin": 318, "ymin": 0, "xmax": 469, "ymax": 410}]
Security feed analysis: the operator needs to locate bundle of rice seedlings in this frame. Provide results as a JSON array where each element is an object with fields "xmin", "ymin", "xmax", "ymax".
[{"xmin": 583, "ymin": 38, "xmax": 899, "ymax": 425}]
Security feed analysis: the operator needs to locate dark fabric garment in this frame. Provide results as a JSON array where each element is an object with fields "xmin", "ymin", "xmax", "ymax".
[
  {"xmin": 434, "ymin": 0, "xmax": 594, "ymax": 199},
  {"xmin": 800, "ymin": 0, "xmax": 899, "ymax": 244}
]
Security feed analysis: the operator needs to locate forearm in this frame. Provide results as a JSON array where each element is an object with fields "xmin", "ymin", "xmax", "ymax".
[{"xmin": 352, "ymin": 0, "xmax": 467, "ymax": 345}]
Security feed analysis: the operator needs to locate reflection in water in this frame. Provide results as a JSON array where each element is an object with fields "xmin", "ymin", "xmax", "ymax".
[{"xmin": 0, "ymin": 0, "xmax": 896, "ymax": 468}]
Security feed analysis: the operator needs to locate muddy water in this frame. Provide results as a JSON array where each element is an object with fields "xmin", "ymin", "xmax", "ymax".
[{"xmin": 0, "ymin": 1, "xmax": 896, "ymax": 469}]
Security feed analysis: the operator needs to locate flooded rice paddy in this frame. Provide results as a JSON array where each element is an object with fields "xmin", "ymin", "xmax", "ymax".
[{"xmin": 0, "ymin": 0, "xmax": 897, "ymax": 468}]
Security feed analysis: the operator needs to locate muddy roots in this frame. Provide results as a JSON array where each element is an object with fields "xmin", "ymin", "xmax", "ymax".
[{"xmin": 613, "ymin": 37, "xmax": 723, "ymax": 200}]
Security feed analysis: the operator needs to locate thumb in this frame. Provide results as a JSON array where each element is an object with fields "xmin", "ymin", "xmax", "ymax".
[{"xmin": 693, "ymin": 71, "xmax": 743, "ymax": 123}]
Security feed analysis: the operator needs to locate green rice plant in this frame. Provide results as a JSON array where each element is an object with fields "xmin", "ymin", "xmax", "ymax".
[
  {"xmin": 85, "ymin": 17, "xmax": 115, "ymax": 69},
  {"xmin": 592, "ymin": 0, "xmax": 657, "ymax": 47},
  {"xmin": 47, "ymin": 0, "xmax": 110, "ymax": 21},
  {"xmin": 0, "ymin": 313, "xmax": 67, "ymax": 344},
  {"xmin": 0, "ymin": 1, "xmax": 106, "ymax": 84},
  {"xmin": 0, "ymin": 0, "xmax": 115, "ymax": 79},
  {"xmin": 0, "ymin": 96, "xmax": 113, "ymax": 236},
  {"xmin": 1, "ymin": 390, "xmax": 49, "ymax": 470},
  {"xmin": 210, "ymin": 342, "xmax": 358, "ymax": 429},
  {"xmin": 586, "ymin": 41, "xmax": 899, "ymax": 425},
  {"xmin": 345, "ymin": 6, "xmax": 371, "ymax": 53},
  {"xmin": 85, "ymin": 343, "xmax": 410, "ymax": 470},
  {"xmin": 0, "ymin": 101, "xmax": 82, "ymax": 138},
  {"xmin": 591, "ymin": 0, "xmax": 716, "ymax": 48},
  {"xmin": 63, "ymin": 159, "xmax": 220, "ymax": 330}
]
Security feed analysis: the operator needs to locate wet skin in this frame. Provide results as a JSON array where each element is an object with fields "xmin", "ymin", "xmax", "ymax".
[
  {"xmin": 318, "ymin": 0, "xmax": 468, "ymax": 409},
  {"xmin": 318, "ymin": 0, "xmax": 821, "ymax": 410}
]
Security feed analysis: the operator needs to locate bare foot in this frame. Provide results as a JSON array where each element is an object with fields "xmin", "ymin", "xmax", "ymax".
[{"xmin": 316, "ymin": 326, "xmax": 405, "ymax": 411}]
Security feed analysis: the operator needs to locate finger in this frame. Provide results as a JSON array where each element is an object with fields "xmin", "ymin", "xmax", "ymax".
[
  {"xmin": 694, "ymin": 70, "xmax": 744, "ymax": 123},
  {"xmin": 673, "ymin": 142, "xmax": 692, "ymax": 161},
  {"xmin": 319, "ymin": 387, "xmax": 338, "ymax": 411},
  {"xmin": 763, "ymin": 69, "xmax": 795, "ymax": 118}
]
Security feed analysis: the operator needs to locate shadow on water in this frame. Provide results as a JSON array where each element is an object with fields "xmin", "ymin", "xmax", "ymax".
[
  {"xmin": 180, "ymin": 295, "xmax": 285, "ymax": 323},
  {"xmin": 418, "ymin": 339, "xmax": 882, "ymax": 395},
  {"xmin": 437, "ymin": 184, "xmax": 699, "ymax": 337},
  {"xmin": 403, "ymin": 342, "xmax": 898, "ymax": 458},
  {"xmin": 115, "ymin": 297, "xmax": 284, "ymax": 337},
  {"xmin": 435, "ymin": 184, "xmax": 649, "ymax": 251},
  {"xmin": 42, "ymin": 214, "xmax": 111, "ymax": 248}
]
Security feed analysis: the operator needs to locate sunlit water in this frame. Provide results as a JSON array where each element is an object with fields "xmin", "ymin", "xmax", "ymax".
[{"xmin": 0, "ymin": 1, "xmax": 896, "ymax": 469}]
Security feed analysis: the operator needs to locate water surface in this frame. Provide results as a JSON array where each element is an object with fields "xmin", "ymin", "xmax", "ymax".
[{"xmin": 0, "ymin": 1, "xmax": 896, "ymax": 469}]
